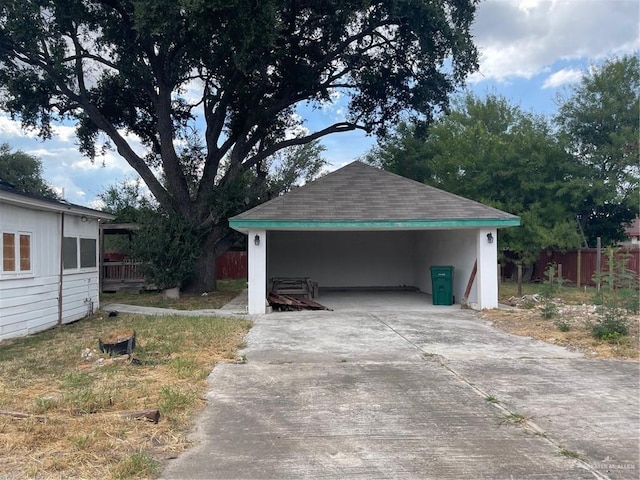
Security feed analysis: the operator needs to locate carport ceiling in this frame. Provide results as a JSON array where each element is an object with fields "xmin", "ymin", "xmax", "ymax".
[{"xmin": 230, "ymin": 161, "xmax": 519, "ymax": 231}]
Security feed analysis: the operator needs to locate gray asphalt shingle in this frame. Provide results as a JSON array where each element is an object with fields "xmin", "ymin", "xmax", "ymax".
[{"xmin": 232, "ymin": 161, "xmax": 518, "ymax": 222}]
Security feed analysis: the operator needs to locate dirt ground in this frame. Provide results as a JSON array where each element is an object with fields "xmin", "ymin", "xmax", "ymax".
[{"xmin": 481, "ymin": 300, "xmax": 639, "ymax": 360}]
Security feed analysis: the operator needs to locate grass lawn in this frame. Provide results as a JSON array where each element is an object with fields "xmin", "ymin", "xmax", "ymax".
[
  {"xmin": 0, "ymin": 310, "xmax": 252, "ymax": 479},
  {"xmin": 102, "ymin": 279, "xmax": 247, "ymax": 310}
]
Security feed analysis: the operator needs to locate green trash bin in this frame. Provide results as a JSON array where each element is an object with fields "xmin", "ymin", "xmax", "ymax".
[{"xmin": 430, "ymin": 266, "xmax": 454, "ymax": 305}]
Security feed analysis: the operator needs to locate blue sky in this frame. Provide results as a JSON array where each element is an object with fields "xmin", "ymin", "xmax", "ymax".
[{"xmin": 0, "ymin": 0, "xmax": 638, "ymax": 207}]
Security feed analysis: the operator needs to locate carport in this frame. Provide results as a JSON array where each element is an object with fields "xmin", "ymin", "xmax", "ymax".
[{"xmin": 229, "ymin": 161, "xmax": 520, "ymax": 314}]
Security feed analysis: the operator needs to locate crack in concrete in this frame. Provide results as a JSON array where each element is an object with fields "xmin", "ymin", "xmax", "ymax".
[{"xmin": 369, "ymin": 312, "xmax": 612, "ymax": 480}]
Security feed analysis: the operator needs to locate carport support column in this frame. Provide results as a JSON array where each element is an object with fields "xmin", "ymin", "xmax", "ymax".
[
  {"xmin": 248, "ymin": 229, "xmax": 267, "ymax": 314},
  {"xmin": 476, "ymin": 228, "xmax": 498, "ymax": 309}
]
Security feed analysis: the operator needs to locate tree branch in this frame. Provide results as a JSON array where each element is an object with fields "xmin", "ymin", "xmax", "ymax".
[{"xmin": 243, "ymin": 122, "xmax": 364, "ymax": 172}]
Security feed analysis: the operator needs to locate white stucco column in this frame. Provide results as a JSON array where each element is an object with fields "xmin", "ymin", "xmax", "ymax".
[
  {"xmin": 476, "ymin": 228, "xmax": 498, "ymax": 309},
  {"xmin": 247, "ymin": 229, "xmax": 267, "ymax": 314}
]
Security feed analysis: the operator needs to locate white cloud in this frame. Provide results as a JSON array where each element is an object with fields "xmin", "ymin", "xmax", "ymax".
[
  {"xmin": 50, "ymin": 124, "xmax": 77, "ymax": 142},
  {"xmin": 470, "ymin": 0, "xmax": 640, "ymax": 83},
  {"xmin": 542, "ymin": 68, "xmax": 583, "ymax": 89},
  {"xmin": 0, "ymin": 114, "xmax": 39, "ymax": 139}
]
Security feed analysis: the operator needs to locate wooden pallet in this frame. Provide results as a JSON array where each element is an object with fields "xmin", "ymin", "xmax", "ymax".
[{"xmin": 267, "ymin": 292, "xmax": 331, "ymax": 311}]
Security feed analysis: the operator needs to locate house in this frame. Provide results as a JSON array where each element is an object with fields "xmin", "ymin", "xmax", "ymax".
[
  {"xmin": 0, "ymin": 183, "xmax": 115, "ymax": 341},
  {"xmin": 623, "ymin": 217, "xmax": 640, "ymax": 247},
  {"xmin": 230, "ymin": 161, "xmax": 520, "ymax": 314}
]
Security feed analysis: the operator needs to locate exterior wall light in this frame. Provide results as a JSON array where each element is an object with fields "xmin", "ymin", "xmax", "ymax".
[
  {"xmin": 486, "ymin": 232, "xmax": 494, "ymax": 244},
  {"xmin": 254, "ymin": 234, "xmax": 260, "ymax": 246},
  {"xmin": 81, "ymin": 216, "xmax": 88, "ymax": 223}
]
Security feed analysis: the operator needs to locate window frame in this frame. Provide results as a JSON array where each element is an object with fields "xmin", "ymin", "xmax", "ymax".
[
  {"xmin": 63, "ymin": 236, "xmax": 99, "ymax": 272},
  {"xmin": 1, "ymin": 230, "xmax": 33, "ymax": 277}
]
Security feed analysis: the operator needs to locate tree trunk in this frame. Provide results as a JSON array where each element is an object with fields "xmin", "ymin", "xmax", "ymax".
[{"xmin": 183, "ymin": 226, "xmax": 233, "ymax": 293}]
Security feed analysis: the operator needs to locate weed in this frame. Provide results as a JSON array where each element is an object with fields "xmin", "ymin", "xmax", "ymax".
[
  {"xmin": 559, "ymin": 447, "xmax": 580, "ymax": 459},
  {"xmin": 66, "ymin": 387, "xmax": 114, "ymax": 414},
  {"xmin": 33, "ymin": 396, "xmax": 59, "ymax": 414},
  {"xmin": 113, "ymin": 451, "xmax": 158, "ymax": 479},
  {"xmin": 554, "ymin": 319, "xmax": 571, "ymax": 332},
  {"xmin": 590, "ymin": 307, "xmax": 629, "ymax": 340},
  {"xmin": 484, "ymin": 395, "xmax": 498, "ymax": 404},
  {"xmin": 504, "ymin": 412, "xmax": 527, "ymax": 425},
  {"xmin": 63, "ymin": 371, "xmax": 94, "ymax": 389},
  {"xmin": 159, "ymin": 386, "xmax": 196, "ymax": 414},
  {"xmin": 168, "ymin": 357, "xmax": 203, "ymax": 380},
  {"xmin": 73, "ymin": 432, "xmax": 96, "ymax": 450},
  {"xmin": 539, "ymin": 263, "xmax": 561, "ymax": 319}
]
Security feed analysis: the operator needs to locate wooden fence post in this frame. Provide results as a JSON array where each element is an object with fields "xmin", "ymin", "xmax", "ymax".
[
  {"xmin": 596, "ymin": 237, "xmax": 602, "ymax": 291},
  {"xmin": 517, "ymin": 264, "xmax": 522, "ymax": 296},
  {"xmin": 576, "ymin": 249, "xmax": 581, "ymax": 288},
  {"xmin": 557, "ymin": 264, "xmax": 562, "ymax": 286}
]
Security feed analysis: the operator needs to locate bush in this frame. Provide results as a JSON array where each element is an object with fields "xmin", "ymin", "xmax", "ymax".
[
  {"xmin": 540, "ymin": 263, "xmax": 561, "ymax": 319},
  {"xmin": 590, "ymin": 307, "xmax": 629, "ymax": 341},
  {"xmin": 554, "ymin": 319, "xmax": 571, "ymax": 332},
  {"xmin": 132, "ymin": 214, "xmax": 202, "ymax": 290}
]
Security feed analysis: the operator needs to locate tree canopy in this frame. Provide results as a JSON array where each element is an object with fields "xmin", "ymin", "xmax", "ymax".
[
  {"xmin": 0, "ymin": 0, "xmax": 479, "ymax": 291},
  {"xmin": 0, "ymin": 143, "xmax": 59, "ymax": 198},
  {"xmin": 367, "ymin": 93, "xmax": 590, "ymax": 263},
  {"xmin": 367, "ymin": 55, "xmax": 640, "ymax": 260},
  {"xmin": 556, "ymin": 54, "xmax": 639, "ymax": 246}
]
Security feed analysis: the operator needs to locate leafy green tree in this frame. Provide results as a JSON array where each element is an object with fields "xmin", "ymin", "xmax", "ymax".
[
  {"xmin": 266, "ymin": 141, "xmax": 327, "ymax": 197},
  {"xmin": 367, "ymin": 93, "xmax": 587, "ymax": 264},
  {"xmin": 0, "ymin": 143, "xmax": 59, "ymax": 198},
  {"xmin": 0, "ymin": 0, "xmax": 479, "ymax": 291},
  {"xmin": 556, "ymin": 55, "xmax": 640, "ymax": 245},
  {"xmin": 98, "ymin": 177, "xmax": 156, "ymax": 224}
]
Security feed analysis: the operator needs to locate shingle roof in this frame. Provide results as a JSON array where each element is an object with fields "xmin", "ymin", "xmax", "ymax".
[
  {"xmin": 0, "ymin": 181, "xmax": 114, "ymax": 219},
  {"xmin": 230, "ymin": 161, "xmax": 519, "ymax": 230}
]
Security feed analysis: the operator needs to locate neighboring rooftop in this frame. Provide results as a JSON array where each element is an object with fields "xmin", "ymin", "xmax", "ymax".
[{"xmin": 625, "ymin": 217, "xmax": 640, "ymax": 238}]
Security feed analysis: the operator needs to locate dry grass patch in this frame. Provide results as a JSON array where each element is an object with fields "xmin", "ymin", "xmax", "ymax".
[
  {"xmin": 0, "ymin": 311, "xmax": 252, "ymax": 479},
  {"xmin": 483, "ymin": 283, "xmax": 639, "ymax": 360},
  {"xmin": 102, "ymin": 279, "xmax": 246, "ymax": 310}
]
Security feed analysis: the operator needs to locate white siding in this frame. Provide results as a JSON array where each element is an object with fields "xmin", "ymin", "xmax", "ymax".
[
  {"xmin": 267, "ymin": 229, "xmax": 480, "ymax": 304},
  {"xmin": 414, "ymin": 229, "xmax": 478, "ymax": 304},
  {"xmin": 268, "ymin": 231, "xmax": 416, "ymax": 289},
  {"xmin": 0, "ymin": 204, "xmax": 102, "ymax": 341}
]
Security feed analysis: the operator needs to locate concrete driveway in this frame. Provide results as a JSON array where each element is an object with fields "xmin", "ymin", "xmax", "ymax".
[{"xmin": 161, "ymin": 295, "xmax": 639, "ymax": 479}]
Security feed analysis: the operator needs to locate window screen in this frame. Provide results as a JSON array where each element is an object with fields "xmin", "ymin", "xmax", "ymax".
[
  {"xmin": 19, "ymin": 234, "xmax": 31, "ymax": 271},
  {"xmin": 63, "ymin": 237, "xmax": 77, "ymax": 269},
  {"xmin": 3, "ymin": 233, "xmax": 15, "ymax": 271},
  {"xmin": 80, "ymin": 238, "xmax": 97, "ymax": 268}
]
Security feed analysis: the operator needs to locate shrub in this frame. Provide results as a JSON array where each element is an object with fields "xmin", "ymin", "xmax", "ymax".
[
  {"xmin": 540, "ymin": 263, "xmax": 561, "ymax": 319},
  {"xmin": 554, "ymin": 319, "xmax": 571, "ymax": 332},
  {"xmin": 590, "ymin": 307, "xmax": 629, "ymax": 341}
]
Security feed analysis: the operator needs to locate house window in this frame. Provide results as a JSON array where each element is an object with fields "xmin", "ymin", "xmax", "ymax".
[
  {"xmin": 80, "ymin": 238, "xmax": 97, "ymax": 268},
  {"xmin": 2, "ymin": 231, "xmax": 32, "ymax": 273},
  {"xmin": 63, "ymin": 236, "xmax": 78, "ymax": 269},
  {"xmin": 19, "ymin": 234, "xmax": 31, "ymax": 270},
  {"xmin": 3, "ymin": 233, "xmax": 15, "ymax": 271},
  {"xmin": 63, "ymin": 237, "xmax": 97, "ymax": 269}
]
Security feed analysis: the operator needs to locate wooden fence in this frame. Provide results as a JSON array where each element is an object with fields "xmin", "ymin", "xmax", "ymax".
[
  {"xmin": 534, "ymin": 248, "xmax": 640, "ymax": 286},
  {"xmin": 215, "ymin": 251, "xmax": 247, "ymax": 280}
]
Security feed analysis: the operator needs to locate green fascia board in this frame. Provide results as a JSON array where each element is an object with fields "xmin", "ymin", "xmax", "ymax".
[{"xmin": 229, "ymin": 218, "xmax": 521, "ymax": 230}]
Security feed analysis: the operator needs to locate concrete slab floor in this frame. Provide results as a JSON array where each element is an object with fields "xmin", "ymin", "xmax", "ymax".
[{"xmin": 161, "ymin": 296, "xmax": 640, "ymax": 480}]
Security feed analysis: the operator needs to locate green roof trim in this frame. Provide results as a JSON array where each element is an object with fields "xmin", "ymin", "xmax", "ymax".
[{"xmin": 229, "ymin": 218, "xmax": 521, "ymax": 230}]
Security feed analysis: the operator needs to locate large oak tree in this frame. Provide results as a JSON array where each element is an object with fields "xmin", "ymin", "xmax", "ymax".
[{"xmin": 0, "ymin": 0, "xmax": 479, "ymax": 291}]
